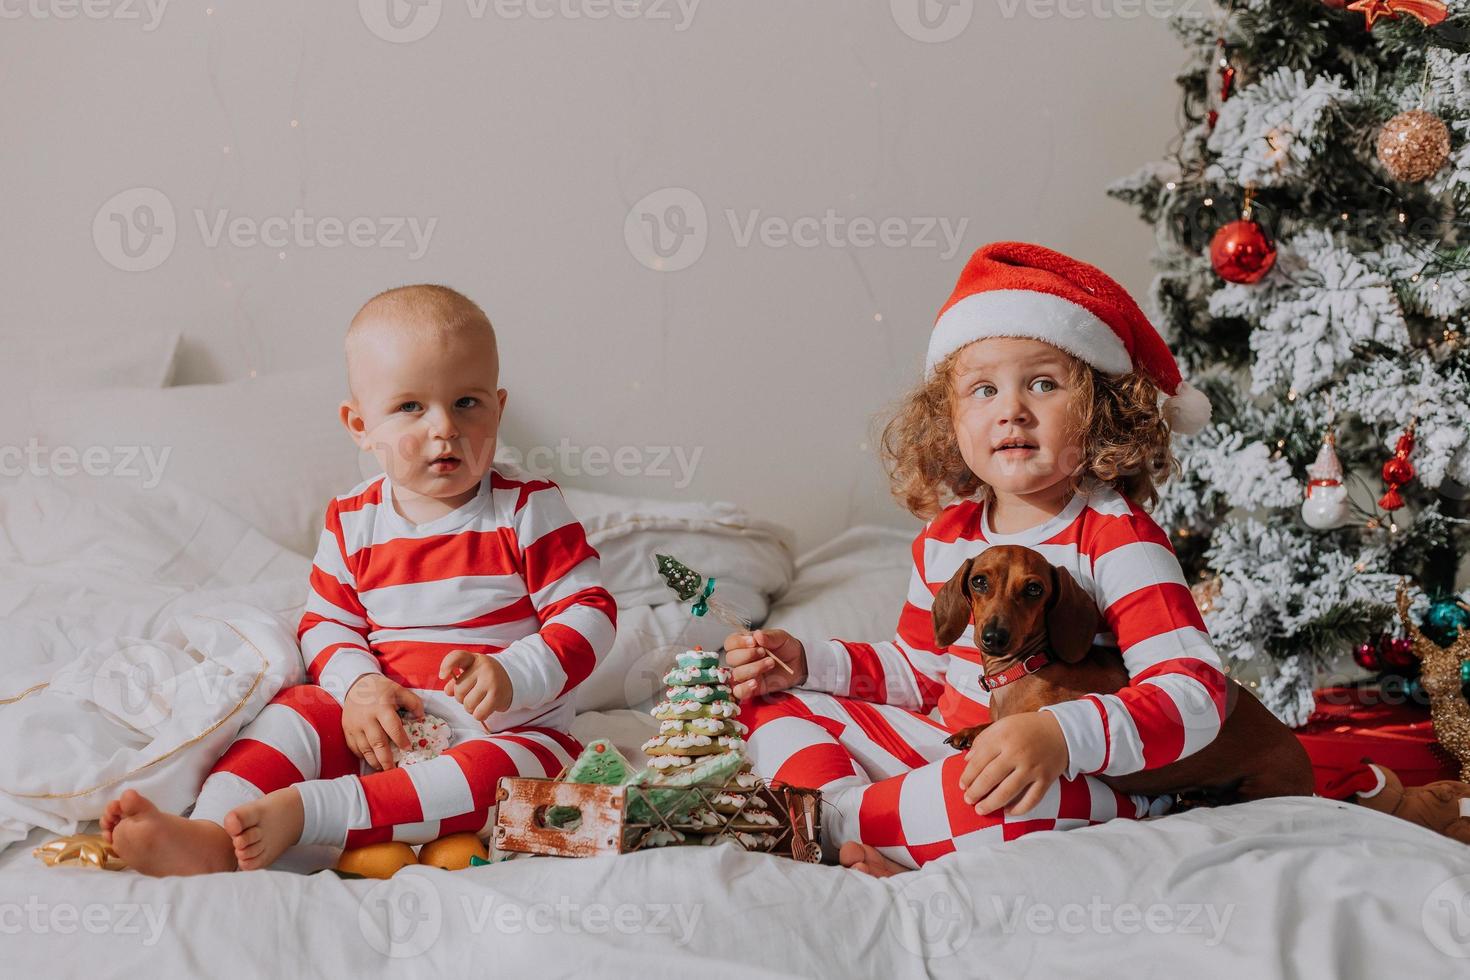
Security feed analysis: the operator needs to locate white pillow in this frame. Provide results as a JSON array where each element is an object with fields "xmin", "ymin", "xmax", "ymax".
[
  {"xmin": 2, "ymin": 327, "xmax": 181, "ymax": 467},
  {"xmin": 3, "ymin": 327, "xmax": 182, "ymax": 392},
  {"xmin": 31, "ymin": 367, "xmax": 367, "ymax": 557},
  {"xmin": 764, "ymin": 526, "xmax": 916, "ymax": 652},
  {"xmin": 558, "ymin": 485, "xmax": 797, "ymax": 712}
]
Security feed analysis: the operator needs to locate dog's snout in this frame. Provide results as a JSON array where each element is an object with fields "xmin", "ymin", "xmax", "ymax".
[{"xmin": 980, "ymin": 620, "xmax": 1010, "ymax": 651}]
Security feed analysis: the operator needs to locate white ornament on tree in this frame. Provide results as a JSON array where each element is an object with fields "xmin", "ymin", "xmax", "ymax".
[{"xmin": 1301, "ymin": 432, "xmax": 1350, "ymax": 530}]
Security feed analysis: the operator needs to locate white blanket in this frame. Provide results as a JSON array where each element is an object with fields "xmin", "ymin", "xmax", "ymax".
[
  {"xmin": 0, "ymin": 478, "xmax": 311, "ymax": 850},
  {"xmin": 3, "ymin": 796, "xmax": 1468, "ymax": 976},
  {"xmin": 0, "ymin": 475, "xmax": 793, "ymax": 851},
  {"xmin": 6, "ymin": 476, "xmax": 1470, "ymax": 975}
]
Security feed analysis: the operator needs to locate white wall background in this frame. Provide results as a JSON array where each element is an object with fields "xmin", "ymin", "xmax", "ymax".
[{"xmin": 2, "ymin": 0, "xmax": 1189, "ymax": 549}]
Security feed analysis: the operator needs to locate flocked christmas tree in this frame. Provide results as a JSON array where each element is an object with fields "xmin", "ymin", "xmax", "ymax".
[{"xmin": 1109, "ymin": 0, "xmax": 1470, "ymax": 724}]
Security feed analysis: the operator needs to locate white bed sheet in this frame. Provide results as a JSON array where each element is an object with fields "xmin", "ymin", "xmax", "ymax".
[
  {"xmin": 4, "ymin": 477, "xmax": 1470, "ymax": 977},
  {"xmin": 4, "ymin": 795, "xmax": 1469, "ymax": 977}
]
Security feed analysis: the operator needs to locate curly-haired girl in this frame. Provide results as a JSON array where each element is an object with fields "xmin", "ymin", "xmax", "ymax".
[{"xmin": 726, "ymin": 241, "xmax": 1222, "ymax": 876}]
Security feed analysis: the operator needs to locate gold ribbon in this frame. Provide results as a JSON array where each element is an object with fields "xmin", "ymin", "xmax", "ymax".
[{"xmin": 33, "ymin": 833, "xmax": 126, "ymax": 871}]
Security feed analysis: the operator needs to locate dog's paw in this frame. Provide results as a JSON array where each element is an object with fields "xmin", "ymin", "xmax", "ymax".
[{"xmin": 945, "ymin": 725, "xmax": 985, "ymax": 751}]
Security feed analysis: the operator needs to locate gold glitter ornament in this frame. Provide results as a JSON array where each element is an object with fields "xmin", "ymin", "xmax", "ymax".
[
  {"xmin": 33, "ymin": 833, "xmax": 126, "ymax": 871},
  {"xmin": 1376, "ymin": 109, "xmax": 1452, "ymax": 183},
  {"xmin": 1396, "ymin": 581, "xmax": 1470, "ymax": 781}
]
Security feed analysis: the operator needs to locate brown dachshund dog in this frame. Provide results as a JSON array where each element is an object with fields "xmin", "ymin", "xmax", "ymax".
[{"xmin": 935, "ymin": 544, "xmax": 1313, "ymax": 803}]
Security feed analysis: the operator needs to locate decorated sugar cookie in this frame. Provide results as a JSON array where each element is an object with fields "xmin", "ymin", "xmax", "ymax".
[
  {"xmin": 674, "ymin": 648, "xmax": 721, "ymax": 671},
  {"xmin": 663, "ymin": 665, "xmax": 732, "ymax": 687},
  {"xmin": 651, "ymin": 698, "xmax": 739, "ymax": 721},
  {"xmin": 391, "ymin": 711, "xmax": 452, "ymax": 767},
  {"xmin": 640, "ymin": 829, "xmax": 686, "ymax": 848},
  {"xmin": 658, "ymin": 717, "xmax": 748, "ymax": 738},
  {"xmin": 667, "ymin": 684, "xmax": 733, "ymax": 704}
]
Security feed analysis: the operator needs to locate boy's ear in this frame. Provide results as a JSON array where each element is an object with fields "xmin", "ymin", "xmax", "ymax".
[
  {"xmin": 497, "ymin": 388, "xmax": 508, "ymax": 415},
  {"xmin": 1045, "ymin": 565, "xmax": 1099, "ymax": 663},
  {"xmin": 932, "ymin": 560, "xmax": 974, "ymax": 649},
  {"xmin": 340, "ymin": 400, "xmax": 370, "ymax": 451}
]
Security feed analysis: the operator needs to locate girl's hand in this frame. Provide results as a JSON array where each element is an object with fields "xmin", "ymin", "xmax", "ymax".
[
  {"xmin": 439, "ymin": 650, "xmax": 514, "ymax": 722},
  {"xmin": 341, "ymin": 674, "xmax": 424, "ymax": 771},
  {"xmin": 725, "ymin": 629, "xmax": 807, "ymax": 699},
  {"xmin": 958, "ymin": 712, "xmax": 1070, "ymax": 816}
]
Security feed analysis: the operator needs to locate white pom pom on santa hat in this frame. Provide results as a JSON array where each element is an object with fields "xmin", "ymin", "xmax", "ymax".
[
  {"xmin": 1162, "ymin": 380, "xmax": 1212, "ymax": 437},
  {"xmin": 926, "ymin": 242, "xmax": 1212, "ymax": 436}
]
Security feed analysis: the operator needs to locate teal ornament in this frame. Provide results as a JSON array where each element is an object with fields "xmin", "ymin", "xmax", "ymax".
[{"xmin": 1422, "ymin": 597, "xmax": 1470, "ymax": 647}]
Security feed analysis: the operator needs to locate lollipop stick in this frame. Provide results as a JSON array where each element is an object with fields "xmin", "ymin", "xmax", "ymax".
[
  {"xmin": 653, "ymin": 553, "xmax": 796, "ymax": 675},
  {"xmin": 708, "ymin": 606, "xmax": 794, "ymax": 676},
  {"xmin": 746, "ymin": 630, "xmax": 796, "ymax": 675}
]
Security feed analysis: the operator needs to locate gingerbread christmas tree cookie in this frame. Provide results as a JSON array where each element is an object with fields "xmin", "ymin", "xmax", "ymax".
[{"xmin": 641, "ymin": 647, "xmax": 779, "ymax": 848}]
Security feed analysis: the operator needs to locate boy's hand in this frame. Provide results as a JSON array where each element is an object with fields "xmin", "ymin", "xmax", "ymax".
[
  {"xmin": 958, "ymin": 712, "xmax": 1070, "ymax": 816},
  {"xmin": 726, "ymin": 629, "xmax": 806, "ymax": 700},
  {"xmin": 439, "ymin": 650, "xmax": 513, "ymax": 721},
  {"xmin": 342, "ymin": 673, "xmax": 424, "ymax": 772}
]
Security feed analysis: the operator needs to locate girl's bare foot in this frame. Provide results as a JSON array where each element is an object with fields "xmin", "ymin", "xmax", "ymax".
[
  {"xmin": 102, "ymin": 789, "xmax": 236, "ymax": 876},
  {"xmin": 839, "ymin": 840, "xmax": 909, "ymax": 878},
  {"xmin": 223, "ymin": 787, "xmax": 305, "ymax": 870}
]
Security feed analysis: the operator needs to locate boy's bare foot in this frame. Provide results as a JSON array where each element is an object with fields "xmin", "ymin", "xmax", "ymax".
[
  {"xmin": 102, "ymin": 789, "xmax": 237, "ymax": 876},
  {"xmin": 224, "ymin": 787, "xmax": 305, "ymax": 870},
  {"xmin": 839, "ymin": 840, "xmax": 909, "ymax": 878}
]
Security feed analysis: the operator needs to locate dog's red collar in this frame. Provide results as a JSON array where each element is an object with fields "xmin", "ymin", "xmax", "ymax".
[{"xmin": 978, "ymin": 651, "xmax": 1052, "ymax": 692}]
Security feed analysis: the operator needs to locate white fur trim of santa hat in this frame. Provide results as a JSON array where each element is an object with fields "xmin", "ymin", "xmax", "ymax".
[
  {"xmin": 927, "ymin": 242, "xmax": 1213, "ymax": 436},
  {"xmin": 926, "ymin": 290, "xmax": 1134, "ymax": 378}
]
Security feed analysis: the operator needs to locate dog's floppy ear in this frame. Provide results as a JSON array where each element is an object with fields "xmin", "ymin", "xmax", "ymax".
[
  {"xmin": 1046, "ymin": 564, "xmax": 1099, "ymax": 663},
  {"xmin": 932, "ymin": 560, "xmax": 974, "ymax": 649}
]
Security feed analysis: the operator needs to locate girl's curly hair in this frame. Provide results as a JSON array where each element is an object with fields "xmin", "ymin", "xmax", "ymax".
[{"xmin": 879, "ymin": 348, "xmax": 1180, "ymax": 520}]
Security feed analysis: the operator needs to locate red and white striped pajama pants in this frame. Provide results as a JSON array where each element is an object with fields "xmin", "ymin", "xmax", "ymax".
[
  {"xmin": 742, "ymin": 690, "xmax": 1163, "ymax": 870},
  {"xmin": 190, "ymin": 684, "xmax": 580, "ymax": 849}
]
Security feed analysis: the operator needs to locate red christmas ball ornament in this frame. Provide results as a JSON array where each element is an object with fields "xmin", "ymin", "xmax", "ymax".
[
  {"xmin": 1211, "ymin": 219, "xmax": 1277, "ymax": 284},
  {"xmin": 1353, "ymin": 638, "xmax": 1383, "ymax": 672},
  {"xmin": 1377, "ymin": 422, "xmax": 1417, "ymax": 511},
  {"xmin": 1381, "ymin": 635, "xmax": 1417, "ymax": 670}
]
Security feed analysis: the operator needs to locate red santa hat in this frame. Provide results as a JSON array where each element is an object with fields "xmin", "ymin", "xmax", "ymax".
[{"xmin": 926, "ymin": 241, "xmax": 1212, "ymax": 436}]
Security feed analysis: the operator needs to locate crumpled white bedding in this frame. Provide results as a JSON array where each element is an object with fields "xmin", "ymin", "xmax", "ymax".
[
  {"xmin": 0, "ymin": 478, "xmax": 312, "ymax": 850},
  {"xmin": 0, "ymin": 474, "xmax": 793, "ymax": 851},
  {"xmin": 5, "ymin": 476, "xmax": 1470, "ymax": 976},
  {"xmin": 3, "ymin": 795, "xmax": 1469, "ymax": 976}
]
